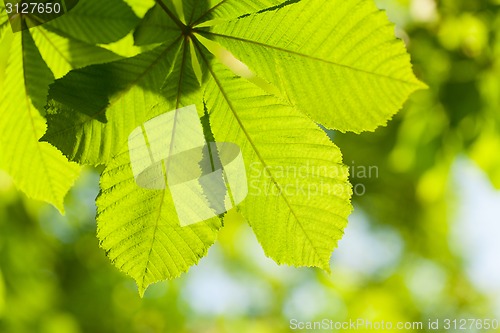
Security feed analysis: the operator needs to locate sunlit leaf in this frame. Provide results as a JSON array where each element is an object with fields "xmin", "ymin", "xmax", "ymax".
[{"xmin": 0, "ymin": 30, "xmax": 80, "ymax": 212}]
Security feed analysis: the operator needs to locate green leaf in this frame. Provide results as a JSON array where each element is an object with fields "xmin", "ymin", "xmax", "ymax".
[
  {"xmin": 0, "ymin": 22, "xmax": 9, "ymax": 89},
  {"xmin": 202, "ymin": 56, "xmax": 352, "ymax": 269},
  {"xmin": 0, "ymin": 1, "xmax": 123, "ymax": 80},
  {"xmin": 189, "ymin": 0, "xmax": 284, "ymax": 26},
  {"xmin": 37, "ymin": 0, "xmax": 425, "ymax": 293},
  {"xmin": 161, "ymin": 38, "xmax": 207, "ymax": 107},
  {"xmin": 203, "ymin": 0, "xmax": 426, "ymax": 132},
  {"xmin": 0, "ymin": 5, "xmax": 8, "ymax": 28},
  {"xmin": 123, "ymin": 0, "xmax": 155, "ymax": 17},
  {"xmin": 96, "ymin": 142, "xmax": 222, "ymax": 296},
  {"xmin": 133, "ymin": 3, "xmax": 182, "ymax": 46},
  {"xmin": 45, "ymin": 0, "xmax": 139, "ymax": 44},
  {"xmin": 133, "ymin": 0, "xmax": 284, "ymax": 46},
  {"xmin": 0, "ymin": 30, "xmax": 80, "ymax": 212},
  {"xmin": 94, "ymin": 37, "xmax": 218, "ymax": 295},
  {"xmin": 43, "ymin": 5, "xmax": 208, "ymax": 166},
  {"xmin": 30, "ymin": 26, "xmax": 122, "ymax": 79},
  {"xmin": 42, "ymin": 38, "xmax": 185, "ymax": 165}
]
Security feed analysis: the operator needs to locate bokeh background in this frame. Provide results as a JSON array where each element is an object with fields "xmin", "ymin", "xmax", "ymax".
[{"xmin": 1, "ymin": 0, "xmax": 500, "ymax": 332}]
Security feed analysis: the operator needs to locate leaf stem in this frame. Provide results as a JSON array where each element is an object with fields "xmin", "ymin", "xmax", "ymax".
[{"xmin": 155, "ymin": 0, "xmax": 186, "ymax": 32}]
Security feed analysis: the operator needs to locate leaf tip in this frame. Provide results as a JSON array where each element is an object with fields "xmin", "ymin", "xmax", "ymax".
[
  {"xmin": 54, "ymin": 202, "xmax": 66, "ymax": 215},
  {"xmin": 136, "ymin": 280, "xmax": 150, "ymax": 298},
  {"xmin": 321, "ymin": 265, "xmax": 332, "ymax": 275},
  {"xmin": 317, "ymin": 257, "xmax": 332, "ymax": 274},
  {"xmin": 416, "ymin": 79, "xmax": 430, "ymax": 91}
]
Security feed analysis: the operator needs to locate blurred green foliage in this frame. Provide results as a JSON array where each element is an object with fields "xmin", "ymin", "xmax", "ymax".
[{"xmin": 1, "ymin": 0, "xmax": 500, "ymax": 332}]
